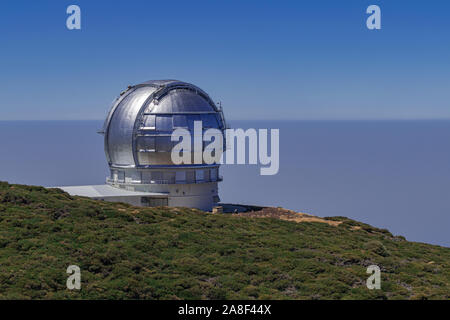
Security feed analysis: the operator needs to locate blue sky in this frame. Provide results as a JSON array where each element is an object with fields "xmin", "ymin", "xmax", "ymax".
[{"xmin": 0, "ymin": 0, "xmax": 449, "ymax": 120}]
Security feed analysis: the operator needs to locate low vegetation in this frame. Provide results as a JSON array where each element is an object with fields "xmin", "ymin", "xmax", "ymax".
[{"xmin": 0, "ymin": 181, "xmax": 448, "ymax": 299}]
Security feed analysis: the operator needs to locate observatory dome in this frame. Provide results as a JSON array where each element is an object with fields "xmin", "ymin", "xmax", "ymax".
[
  {"xmin": 62, "ymin": 80, "xmax": 226, "ymax": 211},
  {"xmin": 102, "ymin": 80, "xmax": 226, "ymax": 168}
]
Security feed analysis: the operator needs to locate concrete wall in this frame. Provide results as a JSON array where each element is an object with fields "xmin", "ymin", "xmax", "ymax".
[
  {"xmin": 93, "ymin": 196, "xmax": 143, "ymax": 207},
  {"xmin": 92, "ymin": 182, "xmax": 218, "ymax": 211},
  {"xmin": 108, "ymin": 181, "xmax": 219, "ymax": 211}
]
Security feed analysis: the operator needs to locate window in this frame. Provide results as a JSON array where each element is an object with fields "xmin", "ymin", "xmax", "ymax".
[
  {"xmin": 201, "ymin": 114, "xmax": 218, "ymax": 128},
  {"xmin": 117, "ymin": 171, "xmax": 125, "ymax": 183},
  {"xmin": 196, "ymin": 170, "xmax": 204, "ymax": 182},
  {"xmin": 204, "ymin": 169, "xmax": 210, "ymax": 182},
  {"xmin": 156, "ymin": 115, "xmax": 173, "ymax": 131},
  {"xmin": 186, "ymin": 171, "xmax": 195, "ymax": 183},
  {"xmin": 187, "ymin": 114, "xmax": 201, "ymax": 131},
  {"xmin": 173, "ymin": 115, "xmax": 188, "ymax": 128},
  {"xmin": 142, "ymin": 172, "xmax": 152, "ymax": 183},
  {"xmin": 175, "ymin": 171, "xmax": 186, "ymax": 183},
  {"xmin": 210, "ymin": 168, "xmax": 218, "ymax": 181},
  {"xmin": 163, "ymin": 171, "xmax": 176, "ymax": 184},
  {"xmin": 130, "ymin": 171, "xmax": 142, "ymax": 183},
  {"xmin": 143, "ymin": 115, "xmax": 156, "ymax": 129},
  {"xmin": 151, "ymin": 171, "xmax": 163, "ymax": 183},
  {"xmin": 155, "ymin": 136, "xmax": 172, "ymax": 152},
  {"xmin": 136, "ymin": 136, "xmax": 155, "ymax": 152}
]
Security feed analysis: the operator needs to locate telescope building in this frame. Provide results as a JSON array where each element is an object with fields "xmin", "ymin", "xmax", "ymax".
[{"xmin": 58, "ymin": 80, "xmax": 227, "ymax": 211}]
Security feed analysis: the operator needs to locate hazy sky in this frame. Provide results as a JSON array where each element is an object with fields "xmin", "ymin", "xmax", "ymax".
[{"xmin": 0, "ymin": 0, "xmax": 449, "ymax": 120}]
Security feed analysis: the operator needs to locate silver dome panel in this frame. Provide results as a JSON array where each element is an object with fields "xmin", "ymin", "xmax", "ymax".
[
  {"xmin": 149, "ymin": 89, "xmax": 213, "ymax": 113},
  {"xmin": 103, "ymin": 80, "xmax": 226, "ymax": 169},
  {"xmin": 106, "ymin": 86, "xmax": 157, "ymax": 166}
]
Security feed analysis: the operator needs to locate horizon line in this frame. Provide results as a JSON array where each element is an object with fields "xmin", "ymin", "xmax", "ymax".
[{"xmin": 2, "ymin": 118, "xmax": 450, "ymax": 122}]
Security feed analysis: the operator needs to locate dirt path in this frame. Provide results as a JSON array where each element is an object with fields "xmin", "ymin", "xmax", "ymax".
[{"xmin": 233, "ymin": 207, "xmax": 342, "ymax": 227}]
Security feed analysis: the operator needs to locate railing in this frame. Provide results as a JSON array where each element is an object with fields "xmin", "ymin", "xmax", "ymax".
[
  {"xmin": 106, "ymin": 176, "xmax": 223, "ymax": 185},
  {"xmin": 107, "ymin": 178, "xmax": 171, "ymax": 185}
]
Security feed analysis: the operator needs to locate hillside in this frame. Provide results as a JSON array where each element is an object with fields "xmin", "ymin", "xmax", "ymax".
[{"xmin": 0, "ymin": 181, "xmax": 448, "ymax": 299}]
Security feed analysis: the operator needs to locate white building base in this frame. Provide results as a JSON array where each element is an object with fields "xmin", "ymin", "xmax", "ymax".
[{"xmin": 56, "ymin": 182, "xmax": 219, "ymax": 211}]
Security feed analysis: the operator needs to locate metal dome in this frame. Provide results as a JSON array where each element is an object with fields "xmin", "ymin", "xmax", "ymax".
[{"xmin": 101, "ymin": 80, "xmax": 226, "ymax": 168}]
